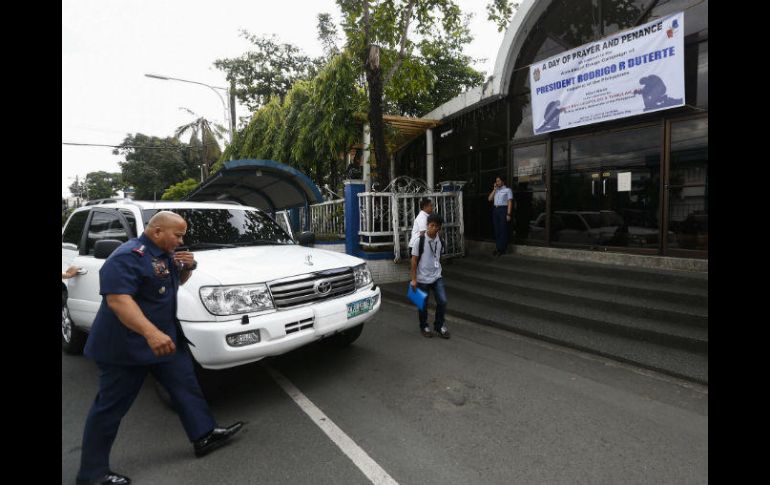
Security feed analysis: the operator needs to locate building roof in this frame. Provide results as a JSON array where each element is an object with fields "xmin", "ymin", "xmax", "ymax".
[{"xmin": 353, "ymin": 113, "xmax": 441, "ymax": 152}]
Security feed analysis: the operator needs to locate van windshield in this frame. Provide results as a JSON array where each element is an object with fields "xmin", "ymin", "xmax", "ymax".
[{"xmin": 143, "ymin": 208, "xmax": 294, "ymax": 249}]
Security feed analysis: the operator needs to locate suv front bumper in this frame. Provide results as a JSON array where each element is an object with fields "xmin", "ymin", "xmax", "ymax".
[{"xmin": 182, "ymin": 285, "xmax": 381, "ymax": 369}]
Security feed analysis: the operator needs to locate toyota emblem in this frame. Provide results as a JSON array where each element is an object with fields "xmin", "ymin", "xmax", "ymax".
[{"xmin": 315, "ymin": 280, "xmax": 332, "ymax": 295}]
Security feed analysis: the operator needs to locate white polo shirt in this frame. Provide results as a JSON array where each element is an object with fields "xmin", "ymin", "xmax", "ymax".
[
  {"xmin": 494, "ymin": 186, "xmax": 513, "ymax": 207},
  {"xmin": 411, "ymin": 210, "xmax": 430, "ymax": 241}
]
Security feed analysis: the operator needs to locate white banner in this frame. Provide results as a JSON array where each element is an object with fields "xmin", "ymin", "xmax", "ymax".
[{"xmin": 530, "ymin": 12, "xmax": 685, "ymax": 135}]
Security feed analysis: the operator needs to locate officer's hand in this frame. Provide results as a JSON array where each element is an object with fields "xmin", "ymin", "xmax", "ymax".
[
  {"xmin": 410, "ymin": 279, "xmax": 417, "ymax": 289},
  {"xmin": 62, "ymin": 266, "xmax": 80, "ymax": 279},
  {"xmin": 147, "ymin": 330, "xmax": 176, "ymax": 356},
  {"xmin": 173, "ymin": 251, "xmax": 195, "ymax": 271}
]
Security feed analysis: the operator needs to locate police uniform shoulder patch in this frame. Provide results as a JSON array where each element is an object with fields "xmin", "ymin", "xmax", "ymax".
[{"xmin": 132, "ymin": 245, "xmax": 146, "ymax": 256}]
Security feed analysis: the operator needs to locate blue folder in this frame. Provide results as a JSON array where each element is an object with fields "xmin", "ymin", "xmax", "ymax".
[{"xmin": 407, "ymin": 285, "xmax": 428, "ymax": 311}]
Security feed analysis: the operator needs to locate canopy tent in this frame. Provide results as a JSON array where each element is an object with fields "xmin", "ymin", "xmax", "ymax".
[{"xmin": 185, "ymin": 159, "xmax": 323, "ymax": 213}]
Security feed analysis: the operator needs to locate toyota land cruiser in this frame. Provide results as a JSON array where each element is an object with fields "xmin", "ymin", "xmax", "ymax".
[{"xmin": 61, "ymin": 200, "xmax": 381, "ymax": 369}]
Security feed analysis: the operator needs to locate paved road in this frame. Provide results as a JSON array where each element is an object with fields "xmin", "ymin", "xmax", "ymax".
[{"xmin": 62, "ymin": 300, "xmax": 708, "ymax": 484}]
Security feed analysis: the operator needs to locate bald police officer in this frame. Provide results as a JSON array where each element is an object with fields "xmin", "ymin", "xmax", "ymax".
[{"xmin": 76, "ymin": 211, "xmax": 243, "ymax": 485}]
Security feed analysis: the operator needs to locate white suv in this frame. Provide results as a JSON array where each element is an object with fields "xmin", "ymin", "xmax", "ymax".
[{"xmin": 61, "ymin": 200, "xmax": 381, "ymax": 369}]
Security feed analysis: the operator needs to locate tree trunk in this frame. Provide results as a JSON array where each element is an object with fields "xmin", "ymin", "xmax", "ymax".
[
  {"xmin": 365, "ymin": 45, "xmax": 389, "ymax": 189},
  {"xmin": 331, "ymin": 153, "xmax": 340, "ymax": 195}
]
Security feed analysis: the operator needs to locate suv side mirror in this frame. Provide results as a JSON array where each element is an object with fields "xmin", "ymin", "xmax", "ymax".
[
  {"xmin": 297, "ymin": 231, "xmax": 315, "ymax": 247},
  {"xmin": 94, "ymin": 239, "xmax": 123, "ymax": 259}
]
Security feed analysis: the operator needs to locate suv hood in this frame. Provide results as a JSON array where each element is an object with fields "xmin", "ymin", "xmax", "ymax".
[{"xmin": 189, "ymin": 245, "xmax": 366, "ymax": 285}]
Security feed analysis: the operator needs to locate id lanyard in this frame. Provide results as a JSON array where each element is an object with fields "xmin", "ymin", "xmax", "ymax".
[{"xmin": 428, "ymin": 239, "xmax": 440, "ymax": 268}]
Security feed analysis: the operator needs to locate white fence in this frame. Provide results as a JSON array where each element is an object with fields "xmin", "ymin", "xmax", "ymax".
[
  {"xmin": 275, "ymin": 201, "xmax": 344, "ymax": 240},
  {"xmin": 274, "ymin": 190, "xmax": 464, "ymax": 262},
  {"xmin": 358, "ymin": 191, "xmax": 464, "ymax": 262},
  {"xmin": 305, "ymin": 199, "xmax": 345, "ymax": 238},
  {"xmin": 357, "ymin": 193, "xmax": 395, "ymax": 249}
]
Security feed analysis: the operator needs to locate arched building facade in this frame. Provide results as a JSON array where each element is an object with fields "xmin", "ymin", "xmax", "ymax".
[{"xmin": 396, "ymin": 0, "xmax": 707, "ymax": 259}]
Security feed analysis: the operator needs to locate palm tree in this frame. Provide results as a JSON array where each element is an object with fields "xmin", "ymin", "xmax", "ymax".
[{"xmin": 175, "ymin": 108, "xmax": 227, "ymax": 179}]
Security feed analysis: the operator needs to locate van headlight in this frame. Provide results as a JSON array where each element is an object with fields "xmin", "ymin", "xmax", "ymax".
[
  {"xmin": 353, "ymin": 264, "xmax": 372, "ymax": 289},
  {"xmin": 199, "ymin": 284, "xmax": 274, "ymax": 316}
]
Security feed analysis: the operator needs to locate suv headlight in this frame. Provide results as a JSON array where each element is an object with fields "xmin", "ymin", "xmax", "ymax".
[
  {"xmin": 199, "ymin": 284, "xmax": 274, "ymax": 316},
  {"xmin": 353, "ymin": 263, "xmax": 372, "ymax": 289}
]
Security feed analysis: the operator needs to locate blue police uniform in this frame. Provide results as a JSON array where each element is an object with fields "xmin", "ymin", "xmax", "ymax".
[
  {"xmin": 492, "ymin": 185, "xmax": 514, "ymax": 254},
  {"xmin": 78, "ymin": 234, "xmax": 216, "ymax": 482}
]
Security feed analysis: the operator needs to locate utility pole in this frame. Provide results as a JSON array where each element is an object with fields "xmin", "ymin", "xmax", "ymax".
[{"xmin": 229, "ymin": 80, "xmax": 237, "ymax": 147}]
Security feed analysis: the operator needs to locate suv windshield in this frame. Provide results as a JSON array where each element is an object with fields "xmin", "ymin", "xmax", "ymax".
[{"xmin": 143, "ymin": 208, "xmax": 294, "ymax": 248}]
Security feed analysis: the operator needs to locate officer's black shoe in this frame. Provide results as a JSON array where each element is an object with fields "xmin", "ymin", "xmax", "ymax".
[
  {"xmin": 76, "ymin": 471, "xmax": 131, "ymax": 485},
  {"xmin": 193, "ymin": 421, "xmax": 244, "ymax": 457}
]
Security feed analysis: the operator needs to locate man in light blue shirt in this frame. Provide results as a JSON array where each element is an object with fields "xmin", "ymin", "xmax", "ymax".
[{"xmin": 487, "ymin": 175, "xmax": 514, "ymax": 256}]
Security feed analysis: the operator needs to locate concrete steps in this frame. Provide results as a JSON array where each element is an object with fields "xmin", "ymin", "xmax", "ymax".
[{"xmin": 380, "ymin": 253, "xmax": 708, "ymax": 384}]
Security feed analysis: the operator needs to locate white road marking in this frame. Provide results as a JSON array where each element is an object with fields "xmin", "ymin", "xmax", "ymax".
[{"xmin": 265, "ymin": 365, "xmax": 399, "ymax": 485}]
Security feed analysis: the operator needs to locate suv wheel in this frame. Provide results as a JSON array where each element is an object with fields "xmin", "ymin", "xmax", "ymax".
[{"xmin": 62, "ymin": 302, "xmax": 87, "ymax": 354}]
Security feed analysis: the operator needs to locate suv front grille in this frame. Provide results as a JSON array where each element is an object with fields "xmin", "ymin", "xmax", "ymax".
[{"xmin": 268, "ymin": 267, "xmax": 355, "ymax": 309}]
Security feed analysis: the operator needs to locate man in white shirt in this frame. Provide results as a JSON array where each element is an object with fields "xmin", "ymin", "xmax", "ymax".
[
  {"xmin": 410, "ymin": 197, "xmax": 433, "ymax": 242},
  {"xmin": 409, "ymin": 213, "xmax": 449, "ymax": 339},
  {"xmin": 487, "ymin": 175, "xmax": 514, "ymax": 256}
]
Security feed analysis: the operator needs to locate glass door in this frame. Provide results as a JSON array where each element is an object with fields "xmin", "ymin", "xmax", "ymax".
[
  {"xmin": 664, "ymin": 116, "xmax": 708, "ymax": 256},
  {"xmin": 551, "ymin": 125, "xmax": 662, "ymax": 251},
  {"xmin": 512, "ymin": 144, "xmax": 548, "ymax": 244}
]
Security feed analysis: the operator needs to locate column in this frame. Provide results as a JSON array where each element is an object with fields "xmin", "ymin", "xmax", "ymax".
[{"xmin": 344, "ymin": 180, "xmax": 365, "ymax": 256}]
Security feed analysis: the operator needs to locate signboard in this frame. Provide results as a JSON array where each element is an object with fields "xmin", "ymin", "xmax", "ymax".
[
  {"xmin": 530, "ymin": 12, "xmax": 685, "ymax": 134},
  {"xmin": 618, "ymin": 171, "xmax": 632, "ymax": 192}
]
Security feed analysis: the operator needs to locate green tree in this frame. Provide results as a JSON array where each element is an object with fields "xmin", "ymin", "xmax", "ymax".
[
  {"xmin": 161, "ymin": 178, "xmax": 199, "ymax": 201},
  {"xmin": 114, "ymin": 134, "xmax": 191, "ymax": 200},
  {"xmin": 68, "ymin": 176, "xmax": 86, "ymax": 200},
  {"xmin": 214, "ymin": 31, "xmax": 320, "ymax": 113},
  {"xmin": 175, "ymin": 108, "xmax": 225, "ymax": 179},
  {"xmin": 392, "ymin": 17, "xmax": 484, "ymax": 116},
  {"xmin": 217, "ymin": 1, "xmax": 514, "ymax": 189},
  {"xmin": 218, "ymin": 51, "xmax": 366, "ymax": 192},
  {"xmin": 335, "ymin": 0, "xmax": 511, "ymax": 184},
  {"xmin": 82, "ymin": 171, "xmax": 124, "ymax": 199},
  {"xmin": 486, "ymin": 0, "xmax": 519, "ymax": 32},
  {"xmin": 317, "ymin": 13, "xmax": 340, "ymax": 58}
]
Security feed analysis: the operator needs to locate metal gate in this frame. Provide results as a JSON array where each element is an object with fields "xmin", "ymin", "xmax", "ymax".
[{"xmin": 358, "ymin": 191, "xmax": 464, "ymax": 262}]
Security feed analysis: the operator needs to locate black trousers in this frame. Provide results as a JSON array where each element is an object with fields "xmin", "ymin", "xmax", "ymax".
[
  {"xmin": 492, "ymin": 206, "xmax": 510, "ymax": 253},
  {"xmin": 77, "ymin": 347, "xmax": 216, "ymax": 481}
]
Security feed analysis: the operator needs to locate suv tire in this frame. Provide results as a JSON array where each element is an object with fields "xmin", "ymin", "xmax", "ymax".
[{"xmin": 62, "ymin": 300, "xmax": 87, "ymax": 355}]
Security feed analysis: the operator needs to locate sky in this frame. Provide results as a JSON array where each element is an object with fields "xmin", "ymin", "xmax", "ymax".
[{"xmin": 62, "ymin": 0, "xmax": 507, "ymax": 198}]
